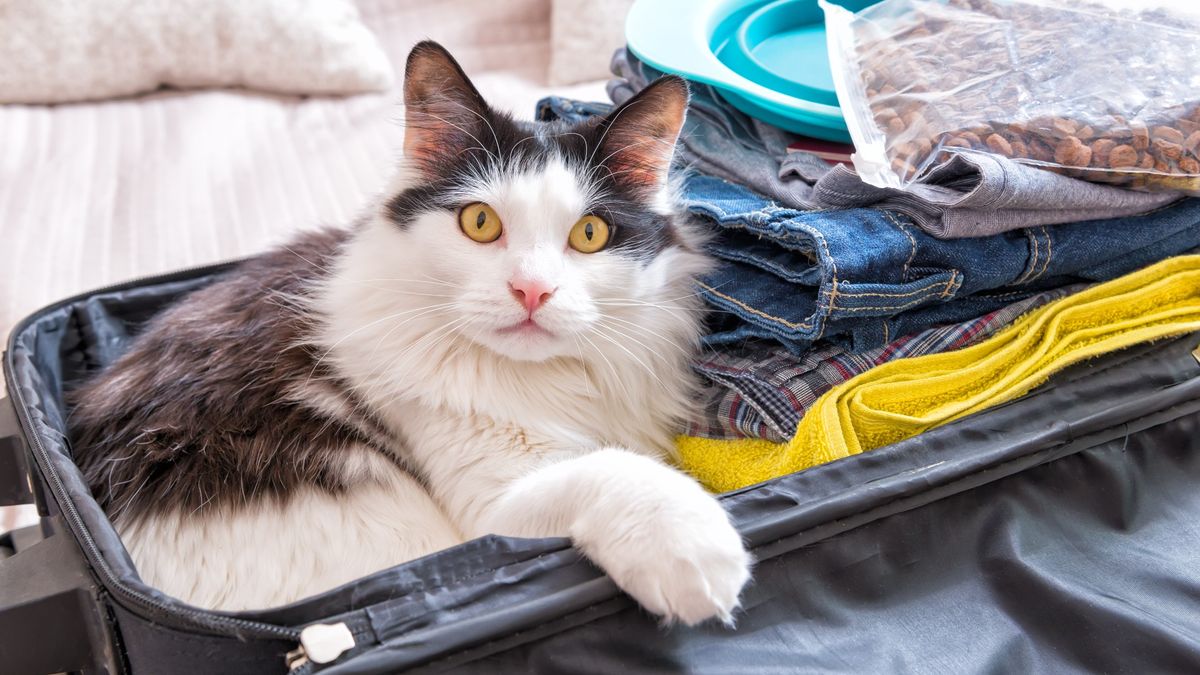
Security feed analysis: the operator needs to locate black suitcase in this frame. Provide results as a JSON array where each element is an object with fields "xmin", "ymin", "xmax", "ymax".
[{"xmin": 3, "ymin": 261, "xmax": 1200, "ymax": 674}]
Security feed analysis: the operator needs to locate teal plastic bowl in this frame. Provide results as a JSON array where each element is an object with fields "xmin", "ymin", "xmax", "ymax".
[{"xmin": 626, "ymin": 0, "xmax": 878, "ymax": 142}]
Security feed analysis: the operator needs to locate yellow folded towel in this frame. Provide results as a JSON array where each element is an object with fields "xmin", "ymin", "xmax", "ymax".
[{"xmin": 678, "ymin": 255, "xmax": 1200, "ymax": 492}]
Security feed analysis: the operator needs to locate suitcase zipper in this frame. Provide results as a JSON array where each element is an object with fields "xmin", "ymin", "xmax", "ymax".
[{"xmin": 286, "ymin": 622, "xmax": 356, "ymax": 672}]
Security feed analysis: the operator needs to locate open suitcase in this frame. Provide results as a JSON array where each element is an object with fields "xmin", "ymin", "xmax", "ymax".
[{"xmin": 3, "ymin": 260, "xmax": 1200, "ymax": 674}]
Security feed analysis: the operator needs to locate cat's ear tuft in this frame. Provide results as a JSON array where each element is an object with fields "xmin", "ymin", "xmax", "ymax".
[
  {"xmin": 403, "ymin": 41, "xmax": 491, "ymax": 174},
  {"xmin": 597, "ymin": 75, "xmax": 689, "ymax": 196}
]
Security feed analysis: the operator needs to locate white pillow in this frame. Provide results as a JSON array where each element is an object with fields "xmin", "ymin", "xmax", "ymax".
[{"xmin": 0, "ymin": 0, "xmax": 393, "ymax": 104}]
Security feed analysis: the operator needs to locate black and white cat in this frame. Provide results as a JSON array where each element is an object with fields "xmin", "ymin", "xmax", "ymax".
[{"xmin": 69, "ymin": 42, "xmax": 750, "ymax": 624}]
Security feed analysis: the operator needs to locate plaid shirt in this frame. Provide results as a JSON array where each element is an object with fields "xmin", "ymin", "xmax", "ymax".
[{"xmin": 687, "ymin": 286, "xmax": 1084, "ymax": 441}]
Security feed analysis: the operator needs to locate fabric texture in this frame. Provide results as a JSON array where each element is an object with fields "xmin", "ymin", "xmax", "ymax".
[
  {"xmin": 813, "ymin": 153, "xmax": 1184, "ymax": 239},
  {"xmin": 688, "ymin": 174, "xmax": 1200, "ymax": 353},
  {"xmin": 677, "ymin": 254, "xmax": 1200, "ymax": 492},
  {"xmin": 688, "ymin": 285, "xmax": 1081, "ymax": 442},
  {"xmin": 605, "ymin": 48, "xmax": 1181, "ymax": 239},
  {"xmin": 0, "ymin": 0, "xmax": 395, "ymax": 104}
]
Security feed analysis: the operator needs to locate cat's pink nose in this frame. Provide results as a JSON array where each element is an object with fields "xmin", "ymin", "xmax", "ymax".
[{"xmin": 509, "ymin": 278, "xmax": 555, "ymax": 315}]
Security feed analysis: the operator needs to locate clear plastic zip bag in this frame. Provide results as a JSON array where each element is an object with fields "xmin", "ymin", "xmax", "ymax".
[{"xmin": 823, "ymin": 0, "xmax": 1200, "ymax": 194}]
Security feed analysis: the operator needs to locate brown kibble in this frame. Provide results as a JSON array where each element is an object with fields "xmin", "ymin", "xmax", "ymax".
[
  {"xmin": 902, "ymin": 110, "xmax": 925, "ymax": 130},
  {"xmin": 1050, "ymin": 117, "xmax": 1078, "ymax": 137},
  {"xmin": 1152, "ymin": 126, "xmax": 1185, "ymax": 144},
  {"xmin": 879, "ymin": 84, "xmax": 898, "ymax": 96},
  {"xmin": 1108, "ymin": 144, "xmax": 1138, "ymax": 168},
  {"xmin": 1054, "ymin": 137, "xmax": 1091, "ymax": 167},
  {"xmin": 944, "ymin": 137, "xmax": 972, "ymax": 150},
  {"xmin": 1180, "ymin": 157, "xmax": 1200, "ymax": 174},
  {"xmin": 1153, "ymin": 138, "xmax": 1183, "ymax": 160},
  {"xmin": 1102, "ymin": 125, "xmax": 1132, "ymax": 140},
  {"xmin": 891, "ymin": 157, "xmax": 915, "ymax": 179},
  {"xmin": 916, "ymin": 137, "xmax": 933, "ymax": 157},
  {"xmin": 1091, "ymin": 138, "xmax": 1117, "ymax": 166},
  {"xmin": 874, "ymin": 106, "xmax": 899, "ymax": 121},
  {"xmin": 1131, "ymin": 122, "xmax": 1150, "ymax": 150},
  {"xmin": 958, "ymin": 131, "xmax": 982, "ymax": 147},
  {"xmin": 1154, "ymin": 160, "xmax": 1171, "ymax": 172},
  {"xmin": 1138, "ymin": 152, "xmax": 1156, "ymax": 169},
  {"xmin": 1028, "ymin": 139, "xmax": 1055, "ymax": 163},
  {"xmin": 1075, "ymin": 125, "xmax": 1095, "ymax": 141},
  {"xmin": 1010, "ymin": 140, "xmax": 1028, "ymax": 158},
  {"xmin": 1185, "ymin": 131, "xmax": 1200, "ymax": 156},
  {"xmin": 985, "ymin": 133, "xmax": 1013, "ymax": 156},
  {"xmin": 887, "ymin": 117, "xmax": 906, "ymax": 135}
]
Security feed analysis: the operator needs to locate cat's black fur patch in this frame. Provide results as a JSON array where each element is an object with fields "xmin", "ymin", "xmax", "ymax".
[{"xmin": 68, "ymin": 229, "xmax": 405, "ymax": 519}]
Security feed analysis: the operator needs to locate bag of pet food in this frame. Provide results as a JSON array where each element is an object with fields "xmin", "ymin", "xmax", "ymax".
[{"xmin": 822, "ymin": 0, "xmax": 1200, "ymax": 193}]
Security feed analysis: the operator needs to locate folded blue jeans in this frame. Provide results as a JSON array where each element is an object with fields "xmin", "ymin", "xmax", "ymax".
[{"xmin": 691, "ymin": 176, "xmax": 1200, "ymax": 351}]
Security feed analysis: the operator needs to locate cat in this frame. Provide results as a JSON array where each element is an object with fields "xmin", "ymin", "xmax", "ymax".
[{"xmin": 68, "ymin": 41, "xmax": 751, "ymax": 625}]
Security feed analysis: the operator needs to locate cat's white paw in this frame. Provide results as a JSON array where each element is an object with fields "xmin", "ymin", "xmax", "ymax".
[{"xmin": 571, "ymin": 462, "xmax": 752, "ymax": 626}]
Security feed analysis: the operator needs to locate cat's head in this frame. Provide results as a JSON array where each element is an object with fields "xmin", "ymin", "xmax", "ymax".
[{"xmin": 327, "ymin": 42, "xmax": 709, "ymax": 375}]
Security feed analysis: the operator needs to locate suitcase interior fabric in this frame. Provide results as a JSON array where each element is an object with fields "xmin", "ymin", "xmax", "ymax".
[{"xmin": 4, "ymin": 263, "xmax": 1200, "ymax": 674}]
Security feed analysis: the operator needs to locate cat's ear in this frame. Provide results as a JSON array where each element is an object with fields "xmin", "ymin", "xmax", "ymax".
[
  {"xmin": 596, "ymin": 75, "xmax": 689, "ymax": 196},
  {"xmin": 403, "ymin": 41, "xmax": 491, "ymax": 173}
]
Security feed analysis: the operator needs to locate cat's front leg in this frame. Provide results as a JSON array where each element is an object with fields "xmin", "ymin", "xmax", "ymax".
[{"xmin": 476, "ymin": 448, "xmax": 752, "ymax": 626}]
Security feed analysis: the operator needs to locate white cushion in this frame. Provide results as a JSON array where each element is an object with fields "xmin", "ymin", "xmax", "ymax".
[{"xmin": 0, "ymin": 0, "xmax": 393, "ymax": 104}]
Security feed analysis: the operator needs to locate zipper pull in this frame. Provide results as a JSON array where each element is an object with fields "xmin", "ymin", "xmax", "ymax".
[{"xmin": 286, "ymin": 622, "xmax": 355, "ymax": 671}]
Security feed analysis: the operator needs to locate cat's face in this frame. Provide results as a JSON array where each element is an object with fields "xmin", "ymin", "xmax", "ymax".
[{"xmin": 352, "ymin": 42, "xmax": 708, "ymax": 364}]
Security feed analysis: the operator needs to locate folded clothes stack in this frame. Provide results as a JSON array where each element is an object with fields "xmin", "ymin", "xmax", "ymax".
[{"xmin": 536, "ymin": 43, "xmax": 1200, "ymax": 484}]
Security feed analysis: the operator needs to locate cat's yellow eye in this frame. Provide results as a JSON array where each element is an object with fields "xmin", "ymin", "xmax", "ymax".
[
  {"xmin": 568, "ymin": 215, "xmax": 611, "ymax": 253},
  {"xmin": 459, "ymin": 202, "xmax": 503, "ymax": 243}
]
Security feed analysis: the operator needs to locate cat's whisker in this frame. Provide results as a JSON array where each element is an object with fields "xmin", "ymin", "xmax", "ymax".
[
  {"xmin": 587, "ymin": 328, "xmax": 672, "ymax": 393},
  {"xmin": 597, "ymin": 315, "xmax": 693, "ymax": 358},
  {"xmin": 362, "ymin": 304, "xmax": 463, "ymax": 380},
  {"xmin": 570, "ymin": 334, "xmax": 596, "ymax": 399},
  {"xmin": 362, "ymin": 316, "xmax": 470, "ymax": 407},
  {"xmin": 306, "ymin": 302, "xmax": 459, "ymax": 386},
  {"xmin": 576, "ymin": 332, "xmax": 635, "ymax": 403},
  {"xmin": 593, "ymin": 321, "xmax": 685, "ymax": 365}
]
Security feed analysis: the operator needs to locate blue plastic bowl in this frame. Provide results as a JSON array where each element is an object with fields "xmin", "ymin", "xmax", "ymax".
[{"xmin": 626, "ymin": 0, "xmax": 878, "ymax": 142}]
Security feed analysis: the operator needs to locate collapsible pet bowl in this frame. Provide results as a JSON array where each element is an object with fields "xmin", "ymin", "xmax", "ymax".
[{"xmin": 626, "ymin": 0, "xmax": 878, "ymax": 141}]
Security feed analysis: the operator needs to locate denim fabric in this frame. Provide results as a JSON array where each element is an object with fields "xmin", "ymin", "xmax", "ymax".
[{"xmin": 692, "ymin": 176, "xmax": 1200, "ymax": 351}]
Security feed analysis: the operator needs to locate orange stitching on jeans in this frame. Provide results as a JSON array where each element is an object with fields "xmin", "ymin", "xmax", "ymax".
[
  {"xmin": 833, "ymin": 277, "xmax": 957, "ymax": 299},
  {"xmin": 886, "ymin": 212, "xmax": 919, "ymax": 281},
  {"xmin": 698, "ymin": 282, "xmax": 816, "ymax": 329},
  {"xmin": 1016, "ymin": 229, "xmax": 1041, "ymax": 285},
  {"xmin": 1036, "ymin": 227, "xmax": 1054, "ymax": 280}
]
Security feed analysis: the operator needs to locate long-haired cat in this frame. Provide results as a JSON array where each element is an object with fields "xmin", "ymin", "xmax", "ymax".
[{"xmin": 69, "ymin": 42, "xmax": 750, "ymax": 624}]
